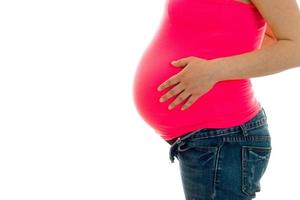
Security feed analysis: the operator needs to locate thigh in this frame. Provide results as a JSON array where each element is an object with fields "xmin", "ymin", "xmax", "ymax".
[{"xmin": 176, "ymin": 137, "xmax": 221, "ymax": 200}]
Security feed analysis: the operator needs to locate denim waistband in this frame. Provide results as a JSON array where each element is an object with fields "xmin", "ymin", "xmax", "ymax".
[{"xmin": 169, "ymin": 107, "xmax": 268, "ymax": 163}]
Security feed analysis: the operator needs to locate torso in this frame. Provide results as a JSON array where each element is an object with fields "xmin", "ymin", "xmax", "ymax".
[{"xmin": 133, "ymin": 0, "xmax": 267, "ymax": 141}]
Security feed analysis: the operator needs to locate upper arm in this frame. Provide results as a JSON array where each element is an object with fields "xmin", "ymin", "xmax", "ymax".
[
  {"xmin": 261, "ymin": 24, "xmax": 277, "ymax": 47},
  {"xmin": 251, "ymin": 0, "xmax": 300, "ymax": 43},
  {"xmin": 265, "ymin": 23, "xmax": 276, "ymax": 39}
]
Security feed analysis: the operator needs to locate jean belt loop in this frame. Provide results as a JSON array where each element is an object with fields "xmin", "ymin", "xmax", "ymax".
[
  {"xmin": 169, "ymin": 137, "xmax": 182, "ymax": 163},
  {"xmin": 169, "ymin": 128, "xmax": 203, "ymax": 163},
  {"xmin": 262, "ymin": 107, "xmax": 267, "ymax": 120},
  {"xmin": 240, "ymin": 124, "xmax": 248, "ymax": 136}
]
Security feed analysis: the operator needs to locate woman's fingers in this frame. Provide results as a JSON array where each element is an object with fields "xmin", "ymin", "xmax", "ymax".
[
  {"xmin": 157, "ymin": 74, "xmax": 180, "ymax": 92},
  {"xmin": 181, "ymin": 93, "xmax": 201, "ymax": 111},
  {"xmin": 168, "ymin": 90, "xmax": 191, "ymax": 110},
  {"xmin": 159, "ymin": 82, "xmax": 185, "ymax": 103}
]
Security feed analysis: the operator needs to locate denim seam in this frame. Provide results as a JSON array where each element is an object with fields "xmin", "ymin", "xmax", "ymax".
[
  {"xmin": 212, "ymin": 142, "xmax": 224, "ymax": 199},
  {"xmin": 222, "ymin": 135, "xmax": 271, "ymax": 142},
  {"xmin": 243, "ymin": 146, "xmax": 272, "ymax": 151},
  {"xmin": 190, "ymin": 121, "xmax": 267, "ymax": 141},
  {"xmin": 242, "ymin": 146, "xmax": 247, "ymax": 196},
  {"xmin": 241, "ymin": 146, "xmax": 254, "ymax": 197}
]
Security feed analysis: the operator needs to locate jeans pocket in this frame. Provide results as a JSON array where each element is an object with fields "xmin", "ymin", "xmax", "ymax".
[
  {"xmin": 241, "ymin": 146, "xmax": 272, "ymax": 197},
  {"xmin": 177, "ymin": 142, "xmax": 218, "ymax": 166}
]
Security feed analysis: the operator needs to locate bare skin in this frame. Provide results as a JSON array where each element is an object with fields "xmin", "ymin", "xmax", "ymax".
[
  {"xmin": 234, "ymin": 0, "xmax": 253, "ymax": 5},
  {"xmin": 157, "ymin": 0, "xmax": 300, "ymax": 111}
]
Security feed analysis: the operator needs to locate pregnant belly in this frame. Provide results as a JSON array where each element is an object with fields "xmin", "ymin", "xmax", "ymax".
[{"xmin": 132, "ymin": 40, "xmax": 261, "ymax": 141}]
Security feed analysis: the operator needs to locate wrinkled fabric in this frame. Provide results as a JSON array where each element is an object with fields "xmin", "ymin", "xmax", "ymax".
[{"xmin": 132, "ymin": 0, "xmax": 267, "ymax": 141}]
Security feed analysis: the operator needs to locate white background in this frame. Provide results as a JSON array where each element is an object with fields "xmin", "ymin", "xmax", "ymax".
[{"xmin": 0, "ymin": 0, "xmax": 300, "ymax": 199}]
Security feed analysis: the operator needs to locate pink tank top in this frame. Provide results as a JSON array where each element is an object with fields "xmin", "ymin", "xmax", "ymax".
[{"xmin": 132, "ymin": 0, "xmax": 267, "ymax": 141}]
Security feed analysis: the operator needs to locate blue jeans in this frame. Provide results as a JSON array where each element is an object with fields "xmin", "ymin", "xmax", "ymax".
[{"xmin": 168, "ymin": 107, "xmax": 272, "ymax": 200}]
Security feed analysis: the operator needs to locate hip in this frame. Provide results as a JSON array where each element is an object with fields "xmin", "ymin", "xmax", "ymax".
[
  {"xmin": 168, "ymin": 107, "xmax": 271, "ymax": 162},
  {"xmin": 168, "ymin": 107, "xmax": 272, "ymax": 199}
]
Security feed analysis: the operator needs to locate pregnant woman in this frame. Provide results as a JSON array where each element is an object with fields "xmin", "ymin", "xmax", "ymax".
[{"xmin": 132, "ymin": 0, "xmax": 300, "ymax": 199}]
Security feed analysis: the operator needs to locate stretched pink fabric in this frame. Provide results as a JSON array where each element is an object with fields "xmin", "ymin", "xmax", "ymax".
[{"xmin": 132, "ymin": 0, "xmax": 267, "ymax": 141}]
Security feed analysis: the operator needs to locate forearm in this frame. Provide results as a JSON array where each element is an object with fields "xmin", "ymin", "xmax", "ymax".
[{"xmin": 211, "ymin": 40, "xmax": 300, "ymax": 81}]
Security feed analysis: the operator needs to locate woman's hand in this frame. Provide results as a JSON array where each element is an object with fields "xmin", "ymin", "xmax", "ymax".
[{"xmin": 157, "ymin": 56, "xmax": 220, "ymax": 111}]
